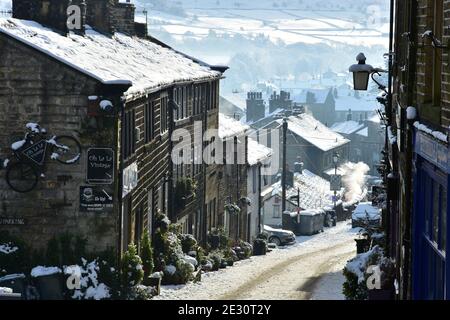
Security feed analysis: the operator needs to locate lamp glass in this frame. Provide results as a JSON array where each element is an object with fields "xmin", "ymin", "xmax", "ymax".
[{"xmin": 353, "ymin": 71, "xmax": 370, "ymax": 91}]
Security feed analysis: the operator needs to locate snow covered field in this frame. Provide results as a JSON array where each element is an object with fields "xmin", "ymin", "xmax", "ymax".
[
  {"xmin": 155, "ymin": 221, "xmax": 358, "ymax": 300},
  {"xmin": 137, "ymin": 0, "xmax": 389, "ymax": 49}
]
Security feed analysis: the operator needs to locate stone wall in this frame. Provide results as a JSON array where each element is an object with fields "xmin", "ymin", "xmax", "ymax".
[{"xmin": 0, "ymin": 34, "xmax": 119, "ymax": 253}]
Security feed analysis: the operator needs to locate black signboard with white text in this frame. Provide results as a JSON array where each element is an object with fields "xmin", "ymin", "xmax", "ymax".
[
  {"xmin": 79, "ymin": 186, "xmax": 114, "ymax": 212},
  {"xmin": 21, "ymin": 140, "xmax": 47, "ymax": 166},
  {"xmin": 86, "ymin": 148, "xmax": 114, "ymax": 184}
]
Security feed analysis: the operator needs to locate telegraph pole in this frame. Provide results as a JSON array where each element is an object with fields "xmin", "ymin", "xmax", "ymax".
[{"xmin": 281, "ymin": 118, "xmax": 288, "ymax": 213}]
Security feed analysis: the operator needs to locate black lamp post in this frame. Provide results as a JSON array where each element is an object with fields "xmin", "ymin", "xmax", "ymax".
[
  {"xmin": 332, "ymin": 152, "xmax": 340, "ymax": 208},
  {"xmin": 349, "ymin": 53, "xmax": 388, "ymax": 93}
]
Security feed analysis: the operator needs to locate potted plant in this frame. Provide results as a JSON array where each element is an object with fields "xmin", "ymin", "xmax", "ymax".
[{"xmin": 174, "ymin": 178, "xmax": 197, "ymax": 211}]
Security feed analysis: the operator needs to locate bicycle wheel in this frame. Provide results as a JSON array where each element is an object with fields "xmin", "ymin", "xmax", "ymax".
[
  {"xmin": 52, "ymin": 135, "xmax": 82, "ymax": 165},
  {"xmin": 6, "ymin": 162, "xmax": 39, "ymax": 193}
]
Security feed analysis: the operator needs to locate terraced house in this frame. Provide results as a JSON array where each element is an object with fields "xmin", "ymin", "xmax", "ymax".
[
  {"xmin": 0, "ymin": 0, "xmax": 226, "ymax": 258},
  {"xmin": 388, "ymin": 0, "xmax": 450, "ymax": 300}
]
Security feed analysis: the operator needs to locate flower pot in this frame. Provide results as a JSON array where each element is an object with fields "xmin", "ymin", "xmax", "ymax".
[
  {"xmin": 368, "ymin": 288, "xmax": 395, "ymax": 300},
  {"xmin": 355, "ymin": 238, "xmax": 369, "ymax": 254},
  {"xmin": 253, "ymin": 240, "xmax": 267, "ymax": 256},
  {"xmin": 209, "ymin": 235, "xmax": 220, "ymax": 250},
  {"xmin": 0, "ymin": 274, "xmax": 26, "ymax": 298},
  {"xmin": 34, "ymin": 274, "xmax": 64, "ymax": 300},
  {"xmin": 145, "ymin": 276, "xmax": 161, "ymax": 295}
]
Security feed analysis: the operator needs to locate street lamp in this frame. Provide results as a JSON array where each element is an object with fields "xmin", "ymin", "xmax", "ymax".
[
  {"xmin": 332, "ymin": 152, "xmax": 340, "ymax": 169},
  {"xmin": 332, "ymin": 152, "xmax": 340, "ymax": 208},
  {"xmin": 349, "ymin": 53, "xmax": 387, "ymax": 92}
]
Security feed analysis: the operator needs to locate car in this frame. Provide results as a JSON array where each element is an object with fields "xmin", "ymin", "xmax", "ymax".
[
  {"xmin": 351, "ymin": 202, "xmax": 381, "ymax": 228},
  {"xmin": 263, "ymin": 225, "xmax": 296, "ymax": 246}
]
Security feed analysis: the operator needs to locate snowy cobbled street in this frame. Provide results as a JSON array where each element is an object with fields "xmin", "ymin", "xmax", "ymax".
[{"xmin": 155, "ymin": 222, "xmax": 358, "ymax": 300}]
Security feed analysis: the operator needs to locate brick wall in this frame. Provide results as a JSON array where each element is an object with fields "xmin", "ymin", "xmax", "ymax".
[{"xmin": 0, "ymin": 34, "xmax": 119, "ymax": 252}]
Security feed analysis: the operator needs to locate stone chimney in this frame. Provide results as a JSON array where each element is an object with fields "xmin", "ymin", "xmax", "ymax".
[
  {"xmin": 246, "ymin": 92, "xmax": 265, "ymax": 122},
  {"xmin": 13, "ymin": 0, "xmax": 70, "ymax": 33},
  {"xmin": 85, "ymin": 0, "xmax": 143, "ymax": 36},
  {"xmin": 347, "ymin": 109, "xmax": 352, "ymax": 121}
]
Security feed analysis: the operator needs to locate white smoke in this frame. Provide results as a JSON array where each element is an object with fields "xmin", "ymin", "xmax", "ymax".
[{"xmin": 339, "ymin": 162, "xmax": 370, "ymax": 205}]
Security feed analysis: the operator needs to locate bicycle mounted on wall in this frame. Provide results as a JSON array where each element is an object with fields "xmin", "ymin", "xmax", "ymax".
[{"xmin": 1, "ymin": 123, "xmax": 82, "ymax": 193}]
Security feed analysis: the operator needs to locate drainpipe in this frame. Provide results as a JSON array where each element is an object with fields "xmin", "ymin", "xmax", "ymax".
[
  {"xmin": 201, "ymin": 83, "xmax": 209, "ymax": 247},
  {"xmin": 258, "ymin": 163, "xmax": 262, "ymax": 235},
  {"xmin": 403, "ymin": 0, "xmax": 418, "ymax": 300},
  {"xmin": 168, "ymin": 88, "xmax": 175, "ymax": 222},
  {"xmin": 117, "ymin": 96, "xmax": 125, "ymax": 264}
]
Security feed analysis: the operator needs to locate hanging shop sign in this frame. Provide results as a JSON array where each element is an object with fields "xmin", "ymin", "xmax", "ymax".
[
  {"xmin": 0, "ymin": 217, "xmax": 26, "ymax": 225},
  {"xmin": 122, "ymin": 162, "xmax": 138, "ymax": 198},
  {"xmin": 79, "ymin": 186, "xmax": 114, "ymax": 212},
  {"xmin": 21, "ymin": 140, "xmax": 47, "ymax": 166},
  {"xmin": 86, "ymin": 148, "xmax": 114, "ymax": 184},
  {"xmin": 330, "ymin": 174, "xmax": 342, "ymax": 191}
]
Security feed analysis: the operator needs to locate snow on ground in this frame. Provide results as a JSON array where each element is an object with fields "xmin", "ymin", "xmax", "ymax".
[{"xmin": 154, "ymin": 221, "xmax": 358, "ymax": 300}]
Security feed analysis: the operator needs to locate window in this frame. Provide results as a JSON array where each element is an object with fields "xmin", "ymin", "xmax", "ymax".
[
  {"xmin": 440, "ymin": 187, "xmax": 447, "ymax": 251},
  {"xmin": 252, "ymin": 166, "xmax": 257, "ymax": 194},
  {"xmin": 432, "ymin": 0, "xmax": 443, "ymax": 106},
  {"xmin": 147, "ymin": 189, "xmax": 153, "ymax": 235},
  {"xmin": 122, "ymin": 109, "xmax": 136, "ymax": 160},
  {"xmin": 273, "ymin": 205, "xmax": 281, "ymax": 218},
  {"xmin": 160, "ymin": 95, "xmax": 168, "ymax": 134},
  {"xmin": 145, "ymin": 102, "xmax": 155, "ymax": 143},
  {"xmin": 433, "ymin": 181, "xmax": 440, "ymax": 243}
]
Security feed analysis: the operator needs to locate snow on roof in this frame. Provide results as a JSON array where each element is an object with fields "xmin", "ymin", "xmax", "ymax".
[
  {"xmin": 368, "ymin": 114, "xmax": 381, "ymax": 123},
  {"xmin": 221, "ymin": 93, "xmax": 247, "ymax": 111},
  {"xmin": 278, "ymin": 114, "xmax": 350, "ymax": 152},
  {"xmin": 335, "ymin": 95, "xmax": 377, "ymax": 112},
  {"xmin": 264, "ymin": 169, "xmax": 336, "ymax": 211},
  {"xmin": 323, "ymin": 167, "xmax": 346, "ymax": 176},
  {"xmin": 331, "ymin": 120, "xmax": 365, "ymax": 135},
  {"xmin": 356, "ymin": 127, "xmax": 368, "ymax": 137},
  {"xmin": 294, "ymin": 89, "xmax": 332, "ymax": 104},
  {"xmin": 247, "ymin": 138, "xmax": 273, "ymax": 166},
  {"xmin": 0, "ymin": 18, "xmax": 221, "ymax": 99},
  {"xmin": 219, "ymin": 113, "xmax": 249, "ymax": 139}
]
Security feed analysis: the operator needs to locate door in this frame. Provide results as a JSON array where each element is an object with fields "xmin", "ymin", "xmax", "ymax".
[{"xmin": 413, "ymin": 160, "xmax": 448, "ymax": 299}]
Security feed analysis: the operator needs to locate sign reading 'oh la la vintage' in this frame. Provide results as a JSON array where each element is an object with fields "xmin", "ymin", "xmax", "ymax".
[{"xmin": 86, "ymin": 148, "xmax": 114, "ymax": 184}]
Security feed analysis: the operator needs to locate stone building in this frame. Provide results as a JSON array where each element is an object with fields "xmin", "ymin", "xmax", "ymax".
[
  {"xmin": 216, "ymin": 114, "xmax": 249, "ymax": 241},
  {"xmin": 294, "ymin": 88, "xmax": 335, "ymax": 127},
  {"xmin": 0, "ymin": 0, "xmax": 225, "ymax": 258},
  {"xmin": 387, "ymin": 0, "xmax": 450, "ymax": 299},
  {"xmin": 331, "ymin": 114, "xmax": 385, "ymax": 176},
  {"xmin": 263, "ymin": 114, "xmax": 350, "ymax": 179},
  {"xmin": 171, "ymin": 79, "xmax": 222, "ymax": 246}
]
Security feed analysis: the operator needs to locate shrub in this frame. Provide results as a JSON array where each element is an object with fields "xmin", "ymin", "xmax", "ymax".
[
  {"xmin": 237, "ymin": 240, "xmax": 253, "ymax": 259},
  {"xmin": 342, "ymin": 245, "xmax": 393, "ymax": 300},
  {"xmin": 67, "ymin": 258, "xmax": 113, "ymax": 300},
  {"xmin": 0, "ymin": 231, "xmax": 32, "ymax": 276},
  {"xmin": 162, "ymin": 259, "xmax": 195, "ymax": 285},
  {"xmin": 180, "ymin": 234, "xmax": 197, "ymax": 253},
  {"xmin": 127, "ymin": 285, "xmax": 157, "ymax": 300},
  {"xmin": 121, "ymin": 244, "xmax": 144, "ymax": 288},
  {"xmin": 140, "ymin": 230, "xmax": 154, "ymax": 280},
  {"xmin": 207, "ymin": 228, "xmax": 231, "ymax": 250},
  {"xmin": 207, "ymin": 251, "xmax": 223, "ymax": 271},
  {"xmin": 154, "ymin": 212, "xmax": 171, "ymax": 233},
  {"xmin": 45, "ymin": 233, "xmax": 88, "ymax": 267}
]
